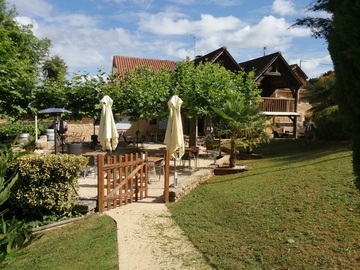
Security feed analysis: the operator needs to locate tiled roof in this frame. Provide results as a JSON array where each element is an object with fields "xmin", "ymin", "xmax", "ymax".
[
  {"xmin": 112, "ymin": 47, "xmax": 243, "ymax": 76},
  {"xmin": 239, "ymin": 52, "xmax": 305, "ymax": 92},
  {"xmin": 239, "ymin": 52, "xmax": 280, "ymax": 80},
  {"xmin": 112, "ymin": 56, "xmax": 177, "ymax": 75},
  {"xmin": 193, "ymin": 46, "xmax": 243, "ymax": 72}
]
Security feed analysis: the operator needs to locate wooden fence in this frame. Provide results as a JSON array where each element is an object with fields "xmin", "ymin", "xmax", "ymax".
[{"xmin": 96, "ymin": 151, "xmax": 170, "ymax": 213}]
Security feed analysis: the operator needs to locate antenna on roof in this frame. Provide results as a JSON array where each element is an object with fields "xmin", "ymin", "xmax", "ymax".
[
  {"xmin": 190, "ymin": 34, "xmax": 196, "ymax": 59},
  {"xmin": 300, "ymin": 59, "xmax": 305, "ymax": 68},
  {"xmin": 263, "ymin": 46, "xmax": 267, "ymax": 56}
]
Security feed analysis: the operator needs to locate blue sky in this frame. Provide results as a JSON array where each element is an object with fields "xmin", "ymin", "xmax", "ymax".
[{"xmin": 8, "ymin": 0, "xmax": 333, "ymax": 78}]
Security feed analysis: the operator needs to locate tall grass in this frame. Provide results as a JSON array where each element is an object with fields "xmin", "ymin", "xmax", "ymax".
[
  {"xmin": 2, "ymin": 213, "xmax": 118, "ymax": 270},
  {"xmin": 169, "ymin": 140, "xmax": 360, "ymax": 269}
]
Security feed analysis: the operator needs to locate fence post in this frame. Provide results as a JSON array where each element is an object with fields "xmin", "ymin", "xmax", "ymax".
[
  {"xmin": 97, "ymin": 154, "xmax": 104, "ymax": 213},
  {"xmin": 164, "ymin": 150, "xmax": 170, "ymax": 203}
]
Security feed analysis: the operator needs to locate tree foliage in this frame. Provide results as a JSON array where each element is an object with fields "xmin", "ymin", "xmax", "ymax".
[
  {"xmin": 65, "ymin": 71, "xmax": 110, "ymax": 122},
  {"xmin": 0, "ymin": 0, "xmax": 51, "ymax": 120},
  {"xmin": 42, "ymin": 55, "xmax": 68, "ymax": 81},
  {"xmin": 174, "ymin": 60, "xmax": 262, "ymax": 119},
  {"xmin": 295, "ymin": 0, "xmax": 360, "ymax": 187},
  {"xmin": 303, "ymin": 71, "xmax": 348, "ymax": 141},
  {"xmin": 303, "ymin": 71, "xmax": 337, "ymax": 118},
  {"xmin": 113, "ymin": 66, "xmax": 171, "ymax": 121},
  {"xmin": 109, "ymin": 59, "xmax": 263, "ymax": 130}
]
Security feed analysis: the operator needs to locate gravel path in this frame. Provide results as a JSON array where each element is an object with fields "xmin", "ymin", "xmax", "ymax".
[{"xmin": 106, "ymin": 196, "xmax": 212, "ymax": 270}]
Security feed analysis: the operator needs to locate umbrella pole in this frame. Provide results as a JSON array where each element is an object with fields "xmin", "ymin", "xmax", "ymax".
[
  {"xmin": 54, "ymin": 118, "xmax": 58, "ymax": 154},
  {"xmin": 35, "ymin": 114, "xmax": 38, "ymax": 142},
  {"xmin": 173, "ymin": 158, "xmax": 177, "ymax": 187}
]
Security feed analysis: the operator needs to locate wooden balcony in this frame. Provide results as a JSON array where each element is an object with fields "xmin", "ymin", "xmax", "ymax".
[{"xmin": 260, "ymin": 97, "xmax": 295, "ymax": 113}]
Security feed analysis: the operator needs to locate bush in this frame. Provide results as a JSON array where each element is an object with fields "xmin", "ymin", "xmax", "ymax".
[
  {"xmin": 0, "ymin": 120, "xmax": 53, "ymax": 142},
  {"xmin": 314, "ymin": 105, "xmax": 350, "ymax": 141},
  {"xmin": 7, "ymin": 154, "xmax": 88, "ymax": 221}
]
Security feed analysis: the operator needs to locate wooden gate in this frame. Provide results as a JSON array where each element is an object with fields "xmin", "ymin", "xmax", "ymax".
[{"xmin": 97, "ymin": 152, "xmax": 149, "ymax": 213}]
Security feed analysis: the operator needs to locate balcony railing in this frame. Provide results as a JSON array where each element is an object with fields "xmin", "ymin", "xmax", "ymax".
[{"xmin": 260, "ymin": 97, "xmax": 295, "ymax": 112}]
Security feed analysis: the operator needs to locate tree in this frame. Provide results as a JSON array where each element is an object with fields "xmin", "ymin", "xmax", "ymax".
[
  {"xmin": 114, "ymin": 66, "xmax": 171, "ymax": 121},
  {"xmin": 65, "ymin": 71, "xmax": 112, "ymax": 122},
  {"xmin": 213, "ymin": 98, "xmax": 270, "ymax": 167},
  {"xmin": 303, "ymin": 71, "xmax": 336, "ymax": 118},
  {"xmin": 303, "ymin": 71, "xmax": 348, "ymax": 140},
  {"xmin": 173, "ymin": 59, "xmax": 262, "ymax": 145},
  {"xmin": 33, "ymin": 56, "xmax": 69, "ymax": 112},
  {"xmin": 42, "ymin": 55, "xmax": 68, "ymax": 81},
  {"xmin": 295, "ymin": 0, "xmax": 360, "ymax": 188},
  {"xmin": 174, "ymin": 59, "xmax": 262, "ymax": 119},
  {"xmin": 0, "ymin": 0, "xmax": 51, "ymax": 120}
]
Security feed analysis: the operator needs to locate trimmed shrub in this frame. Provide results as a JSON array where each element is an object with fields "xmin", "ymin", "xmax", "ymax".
[
  {"xmin": 0, "ymin": 120, "xmax": 52, "ymax": 142},
  {"xmin": 7, "ymin": 154, "xmax": 88, "ymax": 221},
  {"xmin": 314, "ymin": 105, "xmax": 350, "ymax": 141}
]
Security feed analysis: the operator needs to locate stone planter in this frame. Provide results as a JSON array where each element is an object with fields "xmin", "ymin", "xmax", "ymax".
[
  {"xmin": 213, "ymin": 165, "xmax": 248, "ymax": 175},
  {"xmin": 45, "ymin": 129, "xmax": 55, "ymax": 141},
  {"xmin": 17, "ymin": 132, "xmax": 30, "ymax": 144}
]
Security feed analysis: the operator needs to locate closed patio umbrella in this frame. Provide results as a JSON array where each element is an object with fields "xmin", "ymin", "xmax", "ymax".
[
  {"xmin": 98, "ymin": 95, "xmax": 118, "ymax": 151},
  {"xmin": 163, "ymin": 95, "xmax": 185, "ymax": 186}
]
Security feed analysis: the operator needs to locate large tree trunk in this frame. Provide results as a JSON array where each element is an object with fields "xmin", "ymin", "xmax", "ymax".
[
  {"xmin": 188, "ymin": 118, "xmax": 198, "ymax": 147},
  {"xmin": 229, "ymin": 138, "xmax": 237, "ymax": 167}
]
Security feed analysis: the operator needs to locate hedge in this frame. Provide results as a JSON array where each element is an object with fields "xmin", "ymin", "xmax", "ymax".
[{"xmin": 8, "ymin": 154, "xmax": 88, "ymax": 221}]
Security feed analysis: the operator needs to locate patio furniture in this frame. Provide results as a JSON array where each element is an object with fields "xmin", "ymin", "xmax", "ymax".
[
  {"xmin": 82, "ymin": 151, "xmax": 107, "ymax": 178},
  {"xmin": 146, "ymin": 131, "xmax": 157, "ymax": 142},
  {"xmin": 147, "ymin": 156, "xmax": 164, "ymax": 183},
  {"xmin": 123, "ymin": 135, "xmax": 135, "ymax": 147},
  {"xmin": 181, "ymin": 147, "xmax": 199, "ymax": 169},
  {"xmin": 123, "ymin": 134, "xmax": 145, "ymax": 148}
]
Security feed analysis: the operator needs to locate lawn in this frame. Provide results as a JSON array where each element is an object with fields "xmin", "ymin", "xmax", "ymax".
[
  {"xmin": 2, "ymin": 213, "xmax": 118, "ymax": 270},
  {"xmin": 168, "ymin": 140, "xmax": 360, "ymax": 269}
]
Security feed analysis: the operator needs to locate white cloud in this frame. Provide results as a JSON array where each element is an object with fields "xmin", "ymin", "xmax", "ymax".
[
  {"xmin": 225, "ymin": 16, "xmax": 308, "ymax": 49},
  {"xmin": 14, "ymin": 16, "xmax": 39, "ymax": 30},
  {"xmin": 44, "ymin": 14, "xmax": 100, "ymax": 28},
  {"xmin": 285, "ymin": 54, "xmax": 333, "ymax": 78},
  {"xmin": 7, "ymin": 0, "xmax": 52, "ymax": 17},
  {"xmin": 271, "ymin": 0, "xmax": 296, "ymax": 16},
  {"xmin": 297, "ymin": 55, "xmax": 333, "ymax": 78},
  {"xmin": 138, "ymin": 12, "xmax": 244, "ymax": 35}
]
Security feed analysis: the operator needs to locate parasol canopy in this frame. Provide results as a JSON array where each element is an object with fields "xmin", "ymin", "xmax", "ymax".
[
  {"xmin": 164, "ymin": 95, "xmax": 185, "ymax": 159},
  {"xmin": 38, "ymin": 108, "xmax": 72, "ymax": 114},
  {"xmin": 98, "ymin": 95, "xmax": 118, "ymax": 151}
]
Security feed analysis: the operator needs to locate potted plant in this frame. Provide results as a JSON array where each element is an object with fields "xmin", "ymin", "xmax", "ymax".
[
  {"xmin": 21, "ymin": 135, "xmax": 38, "ymax": 152},
  {"xmin": 204, "ymin": 133, "xmax": 214, "ymax": 149},
  {"xmin": 212, "ymin": 98, "xmax": 270, "ymax": 175}
]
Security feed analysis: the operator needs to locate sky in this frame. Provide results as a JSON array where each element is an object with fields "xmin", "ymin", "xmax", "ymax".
[{"xmin": 8, "ymin": 0, "xmax": 333, "ymax": 79}]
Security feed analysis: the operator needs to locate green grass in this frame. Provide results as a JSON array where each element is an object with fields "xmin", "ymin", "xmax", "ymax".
[
  {"xmin": 2, "ymin": 213, "xmax": 118, "ymax": 270},
  {"xmin": 168, "ymin": 140, "xmax": 360, "ymax": 270}
]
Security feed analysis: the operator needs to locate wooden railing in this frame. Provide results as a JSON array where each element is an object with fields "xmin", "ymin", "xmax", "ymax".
[{"xmin": 260, "ymin": 97, "xmax": 295, "ymax": 112}]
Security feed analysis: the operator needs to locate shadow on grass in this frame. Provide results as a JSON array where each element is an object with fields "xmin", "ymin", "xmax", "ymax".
[
  {"xmin": 207, "ymin": 140, "xmax": 352, "ymax": 185},
  {"xmin": 209, "ymin": 154, "xmax": 352, "ymax": 185}
]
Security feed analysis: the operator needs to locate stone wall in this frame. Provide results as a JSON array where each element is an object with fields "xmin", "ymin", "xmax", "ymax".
[{"xmin": 169, "ymin": 168, "xmax": 214, "ymax": 202}]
